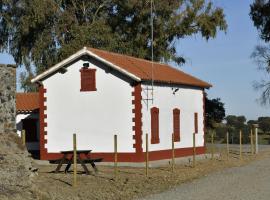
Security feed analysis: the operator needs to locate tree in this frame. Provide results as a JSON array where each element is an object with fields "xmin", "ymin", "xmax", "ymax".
[
  {"xmin": 0, "ymin": 0, "xmax": 227, "ymax": 91},
  {"xmin": 247, "ymin": 119, "xmax": 258, "ymax": 128},
  {"xmin": 225, "ymin": 115, "xmax": 250, "ymax": 144},
  {"xmin": 225, "ymin": 115, "xmax": 247, "ymax": 131},
  {"xmin": 258, "ymin": 116, "xmax": 270, "ymax": 133},
  {"xmin": 205, "ymin": 95, "xmax": 225, "ymax": 129},
  {"xmin": 250, "ymin": 0, "xmax": 270, "ymax": 104}
]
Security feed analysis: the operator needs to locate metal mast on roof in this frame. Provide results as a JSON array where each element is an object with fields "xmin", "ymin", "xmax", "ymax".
[
  {"xmin": 151, "ymin": 0, "xmax": 154, "ymax": 104},
  {"xmin": 142, "ymin": 0, "xmax": 154, "ymax": 109}
]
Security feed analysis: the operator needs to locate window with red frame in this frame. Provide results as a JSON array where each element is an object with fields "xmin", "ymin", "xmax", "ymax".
[
  {"xmin": 80, "ymin": 67, "xmax": 97, "ymax": 92},
  {"xmin": 151, "ymin": 107, "xmax": 160, "ymax": 144},
  {"xmin": 194, "ymin": 112, "xmax": 198, "ymax": 133},
  {"xmin": 173, "ymin": 108, "xmax": 180, "ymax": 142}
]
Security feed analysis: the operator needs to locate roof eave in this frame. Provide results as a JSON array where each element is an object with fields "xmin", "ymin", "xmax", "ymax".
[
  {"xmin": 16, "ymin": 109, "xmax": 39, "ymax": 114},
  {"xmin": 141, "ymin": 79, "xmax": 212, "ymax": 89},
  {"xmin": 31, "ymin": 47, "xmax": 141, "ymax": 83}
]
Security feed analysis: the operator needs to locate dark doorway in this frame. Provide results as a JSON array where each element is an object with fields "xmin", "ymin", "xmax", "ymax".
[
  {"xmin": 22, "ymin": 118, "xmax": 38, "ymax": 142},
  {"xmin": 22, "ymin": 118, "xmax": 40, "ymax": 159}
]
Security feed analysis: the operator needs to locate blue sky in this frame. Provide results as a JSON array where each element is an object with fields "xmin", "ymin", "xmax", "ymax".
[
  {"xmin": 176, "ymin": 0, "xmax": 269, "ymax": 120},
  {"xmin": 0, "ymin": 0, "xmax": 269, "ymax": 120}
]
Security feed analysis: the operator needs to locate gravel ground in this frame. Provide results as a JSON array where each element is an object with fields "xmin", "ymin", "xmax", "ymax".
[
  {"xmin": 139, "ymin": 154, "xmax": 270, "ymax": 200},
  {"xmin": 32, "ymin": 148, "xmax": 268, "ymax": 200}
]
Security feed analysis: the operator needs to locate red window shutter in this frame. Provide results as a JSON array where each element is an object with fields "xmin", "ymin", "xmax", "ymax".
[
  {"xmin": 194, "ymin": 112, "xmax": 198, "ymax": 133},
  {"xmin": 151, "ymin": 107, "xmax": 160, "ymax": 144},
  {"xmin": 173, "ymin": 108, "xmax": 180, "ymax": 142},
  {"xmin": 80, "ymin": 68, "xmax": 97, "ymax": 92}
]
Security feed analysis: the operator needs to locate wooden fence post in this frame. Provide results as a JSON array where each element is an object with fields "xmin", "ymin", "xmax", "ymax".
[
  {"xmin": 226, "ymin": 131, "xmax": 229, "ymax": 160},
  {"xmin": 73, "ymin": 133, "xmax": 77, "ymax": 187},
  {"xmin": 211, "ymin": 132, "xmax": 214, "ymax": 160},
  {"xmin": 114, "ymin": 134, "xmax": 118, "ymax": 179},
  {"xmin": 21, "ymin": 129, "xmax": 26, "ymax": 147},
  {"xmin": 250, "ymin": 129, "xmax": 254, "ymax": 155},
  {"xmin": 193, "ymin": 133, "xmax": 196, "ymax": 168},
  {"xmin": 254, "ymin": 124, "xmax": 259, "ymax": 154},
  {"xmin": 172, "ymin": 133, "xmax": 175, "ymax": 172},
  {"xmin": 145, "ymin": 133, "xmax": 149, "ymax": 177},
  {"xmin": 239, "ymin": 130, "xmax": 242, "ymax": 160}
]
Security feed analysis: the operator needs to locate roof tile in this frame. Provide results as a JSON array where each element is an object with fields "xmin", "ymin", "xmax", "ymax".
[
  {"xmin": 88, "ymin": 47, "xmax": 212, "ymax": 88},
  {"xmin": 16, "ymin": 93, "xmax": 39, "ymax": 113}
]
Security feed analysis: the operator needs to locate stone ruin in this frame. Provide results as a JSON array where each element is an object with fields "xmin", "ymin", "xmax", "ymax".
[
  {"xmin": 0, "ymin": 64, "xmax": 16, "ymax": 134},
  {"xmin": 0, "ymin": 64, "xmax": 45, "ymax": 199}
]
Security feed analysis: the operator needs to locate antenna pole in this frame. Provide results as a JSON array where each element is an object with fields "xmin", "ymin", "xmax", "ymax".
[{"xmin": 151, "ymin": 0, "xmax": 154, "ymax": 104}]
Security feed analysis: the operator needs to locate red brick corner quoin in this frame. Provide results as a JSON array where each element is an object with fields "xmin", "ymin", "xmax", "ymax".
[
  {"xmin": 202, "ymin": 90, "xmax": 206, "ymax": 147},
  {"xmin": 39, "ymin": 85, "xmax": 48, "ymax": 160},
  {"xmin": 132, "ymin": 84, "xmax": 143, "ymax": 156}
]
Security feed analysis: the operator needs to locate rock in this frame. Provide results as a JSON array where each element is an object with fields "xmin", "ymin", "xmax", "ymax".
[
  {"xmin": 29, "ymin": 167, "xmax": 39, "ymax": 173},
  {"xmin": 0, "ymin": 132, "xmax": 43, "ymax": 199}
]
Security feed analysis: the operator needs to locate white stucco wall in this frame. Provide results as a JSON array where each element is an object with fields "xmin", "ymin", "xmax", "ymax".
[
  {"xmin": 43, "ymin": 59, "xmax": 134, "ymax": 153},
  {"xmin": 16, "ymin": 113, "xmax": 29, "ymax": 137},
  {"xmin": 141, "ymin": 84, "xmax": 204, "ymax": 151},
  {"xmin": 16, "ymin": 113, "xmax": 40, "ymax": 150}
]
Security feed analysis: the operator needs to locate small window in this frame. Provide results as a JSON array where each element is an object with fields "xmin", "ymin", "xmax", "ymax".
[
  {"xmin": 151, "ymin": 107, "xmax": 160, "ymax": 144},
  {"xmin": 173, "ymin": 108, "xmax": 180, "ymax": 142},
  {"xmin": 194, "ymin": 112, "xmax": 198, "ymax": 133},
  {"xmin": 80, "ymin": 68, "xmax": 96, "ymax": 92}
]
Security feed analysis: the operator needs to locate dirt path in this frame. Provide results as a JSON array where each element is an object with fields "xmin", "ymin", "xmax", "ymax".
[{"xmin": 139, "ymin": 155, "xmax": 270, "ymax": 200}]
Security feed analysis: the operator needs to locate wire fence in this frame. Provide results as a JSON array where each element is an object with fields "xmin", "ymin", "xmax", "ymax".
[{"xmin": 205, "ymin": 127, "xmax": 262, "ymax": 158}]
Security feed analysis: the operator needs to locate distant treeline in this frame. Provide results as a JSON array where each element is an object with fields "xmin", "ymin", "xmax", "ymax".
[{"xmin": 207, "ymin": 115, "xmax": 270, "ymax": 144}]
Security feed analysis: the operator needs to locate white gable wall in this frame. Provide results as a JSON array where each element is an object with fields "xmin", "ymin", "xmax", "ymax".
[
  {"xmin": 43, "ymin": 59, "xmax": 134, "ymax": 153},
  {"xmin": 42, "ymin": 58, "xmax": 205, "ymax": 155},
  {"xmin": 141, "ymin": 84, "xmax": 204, "ymax": 151}
]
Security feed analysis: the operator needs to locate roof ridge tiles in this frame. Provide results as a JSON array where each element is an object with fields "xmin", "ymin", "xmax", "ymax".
[{"xmin": 87, "ymin": 47, "xmax": 169, "ymax": 67}]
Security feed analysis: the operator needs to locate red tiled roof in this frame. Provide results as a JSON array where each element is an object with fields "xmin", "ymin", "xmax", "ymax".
[
  {"xmin": 88, "ymin": 47, "xmax": 212, "ymax": 88},
  {"xmin": 16, "ymin": 93, "xmax": 39, "ymax": 113}
]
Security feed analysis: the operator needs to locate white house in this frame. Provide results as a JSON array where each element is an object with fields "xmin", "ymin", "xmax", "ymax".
[{"xmin": 30, "ymin": 47, "xmax": 211, "ymax": 162}]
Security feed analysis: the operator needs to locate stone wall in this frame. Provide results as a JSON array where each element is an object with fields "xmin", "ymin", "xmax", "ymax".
[{"xmin": 0, "ymin": 64, "xmax": 16, "ymax": 133}]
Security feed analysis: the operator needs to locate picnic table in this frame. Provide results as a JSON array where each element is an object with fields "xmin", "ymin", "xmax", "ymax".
[{"xmin": 54, "ymin": 150, "xmax": 103, "ymax": 175}]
